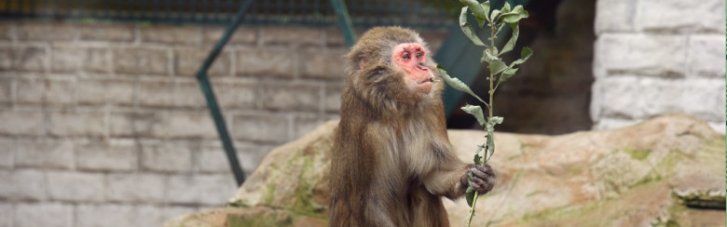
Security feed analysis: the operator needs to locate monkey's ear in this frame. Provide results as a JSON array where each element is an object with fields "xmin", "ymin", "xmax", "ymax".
[
  {"xmin": 344, "ymin": 51, "xmax": 359, "ymax": 70},
  {"xmin": 346, "ymin": 51, "xmax": 370, "ymax": 71}
]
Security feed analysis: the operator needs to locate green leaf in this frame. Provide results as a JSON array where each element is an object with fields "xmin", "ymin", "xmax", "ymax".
[
  {"xmin": 501, "ymin": 5, "xmax": 529, "ymax": 24},
  {"xmin": 499, "ymin": 67, "xmax": 519, "ymax": 83},
  {"xmin": 490, "ymin": 116, "xmax": 503, "ymax": 125},
  {"xmin": 474, "ymin": 144, "xmax": 485, "ymax": 165},
  {"xmin": 488, "ymin": 59, "xmax": 508, "ymax": 76},
  {"xmin": 485, "ymin": 132, "xmax": 495, "ymax": 162},
  {"xmin": 482, "ymin": 48, "xmax": 499, "ymax": 64},
  {"xmin": 458, "ymin": 0, "xmax": 487, "ymax": 26},
  {"xmin": 461, "ymin": 104, "xmax": 486, "ymax": 127},
  {"xmin": 495, "ymin": 23, "xmax": 506, "ymax": 37},
  {"xmin": 480, "ymin": 2, "xmax": 491, "ymax": 25},
  {"xmin": 509, "ymin": 47, "xmax": 533, "ymax": 68},
  {"xmin": 502, "ymin": 2, "xmax": 511, "ymax": 13},
  {"xmin": 459, "ymin": 7, "xmax": 486, "ymax": 47},
  {"xmin": 490, "ymin": 9, "xmax": 500, "ymax": 23},
  {"xmin": 465, "ymin": 186, "xmax": 476, "ymax": 207},
  {"xmin": 438, "ymin": 66, "xmax": 487, "ymax": 105},
  {"xmin": 499, "ymin": 23, "xmax": 519, "ymax": 56},
  {"xmin": 474, "ymin": 16, "xmax": 486, "ymax": 28},
  {"xmin": 484, "ymin": 116, "xmax": 502, "ymax": 162}
]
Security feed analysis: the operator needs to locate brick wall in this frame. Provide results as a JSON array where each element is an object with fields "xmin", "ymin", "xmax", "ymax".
[
  {"xmin": 592, "ymin": 0, "xmax": 726, "ymax": 132},
  {"xmin": 0, "ymin": 21, "xmax": 446, "ymax": 226}
]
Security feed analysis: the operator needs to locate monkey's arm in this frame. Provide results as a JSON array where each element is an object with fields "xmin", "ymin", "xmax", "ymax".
[
  {"xmin": 419, "ymin": 144, "xmax": 496, "ymax": 199},
  {"xmin": 421, "ymin": 162, "xmax": 470, "ymax": 199}
]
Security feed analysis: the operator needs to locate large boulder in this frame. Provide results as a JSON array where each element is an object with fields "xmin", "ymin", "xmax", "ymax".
[{"xmin": 166, "ymin": 114, "xmax": 725, "ymax": 227}]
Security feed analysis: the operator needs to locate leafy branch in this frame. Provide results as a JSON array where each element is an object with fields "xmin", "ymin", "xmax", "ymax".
[{"xmin": 438, "ymin": 1, "xmax": 532, "ymax": 226}]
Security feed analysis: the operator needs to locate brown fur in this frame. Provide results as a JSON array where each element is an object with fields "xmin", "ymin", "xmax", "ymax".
[{"xmin": 329, "ymin": 27, "xmax": 480, "ymax": 227}]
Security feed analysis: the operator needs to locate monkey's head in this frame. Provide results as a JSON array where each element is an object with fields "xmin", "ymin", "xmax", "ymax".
[{"xmin": 346, "ymin": 27, "xmax": 441, "ymax": 111}]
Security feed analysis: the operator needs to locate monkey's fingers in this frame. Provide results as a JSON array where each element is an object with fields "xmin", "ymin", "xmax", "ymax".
[
  {"xmin": 471, "ymin": 175, "xmax": 495, "ymax": 194},
  {"xmin": 469, "ymin": 167, "xmax": 489, "ymax": 179},
  {"xmin": 469, "ymin": 176, "xmax": 487, "ymax": 189},
  {"xmin": 469, "ymin": 166, "xmax": 496, "ymax": 194},
  {"xmin": 482, "ymin": 173, "xmax": 495, "ymax": 193},
  {"xmin": 477, "ymin": 164, "xmax": 495, "ymax": 176}
]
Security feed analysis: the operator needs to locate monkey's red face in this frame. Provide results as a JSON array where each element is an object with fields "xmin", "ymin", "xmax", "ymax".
[{"xmin": 392, "ymin": 42, "xmax": 434, "ymax": 94}]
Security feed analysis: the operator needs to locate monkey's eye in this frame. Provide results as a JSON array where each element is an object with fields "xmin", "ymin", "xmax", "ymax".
[
  {"xmin": 415, "ymin": 51, "xmax": 423, "ymax": 59},
  {"xmin": 402, "ymin": 51, "xmax": 411, "ymax": 60}
]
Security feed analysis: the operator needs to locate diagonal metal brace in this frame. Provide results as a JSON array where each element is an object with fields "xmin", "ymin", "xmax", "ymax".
[
  {"xmin": 196, "ymin": 0, "xmax": 254, "ymax": 186},
  {"xmin": 197, "ymin": 0, "xmax": 355, "ymax": 187}
]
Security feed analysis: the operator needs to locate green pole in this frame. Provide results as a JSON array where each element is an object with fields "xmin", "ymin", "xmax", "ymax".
[
  {"xmin": 330, "ymin": 0, "xmax": 356, "ymax": 47},
  {"xmin": 196, "ymin": 0, "xmax": 254, "ymax": 186}
]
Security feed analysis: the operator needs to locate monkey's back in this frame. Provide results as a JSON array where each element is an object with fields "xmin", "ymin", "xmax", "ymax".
[{"xmin": 329, "ymin": 85, "xmax": 378, "ymax": 226}]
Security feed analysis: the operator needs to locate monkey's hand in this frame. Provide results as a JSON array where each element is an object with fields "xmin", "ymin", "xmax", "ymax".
[{"xmin": 461, "ymin": 164, "xmax": 496, "ymax": 194}]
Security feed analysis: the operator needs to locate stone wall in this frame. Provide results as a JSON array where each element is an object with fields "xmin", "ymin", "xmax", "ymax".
[
  {"xmin": 0, "ymin": 21, "xmax": 449, "ymax": 227},
  {"xmin": 592, "ymin": 0, "xmax": 726, "ymax": 132}
]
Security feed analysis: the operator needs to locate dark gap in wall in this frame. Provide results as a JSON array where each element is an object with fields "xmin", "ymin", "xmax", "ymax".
[{"xmin": 446, "ymin": 0, "xmax": 596, "ymax": 135}]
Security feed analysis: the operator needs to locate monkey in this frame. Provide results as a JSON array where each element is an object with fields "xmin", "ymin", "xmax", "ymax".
[{"xmin": 329, "ymin": 26, "xmax": 496, "ymax": 227}]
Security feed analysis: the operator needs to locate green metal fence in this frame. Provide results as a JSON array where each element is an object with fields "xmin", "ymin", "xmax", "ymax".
[{"xmin": 0, "ymin": 0, "xmax": 456, "ymax": 29}]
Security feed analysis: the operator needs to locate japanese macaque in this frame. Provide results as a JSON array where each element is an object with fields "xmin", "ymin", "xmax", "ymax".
[{"xmin": 329, "ymin": 27, "xmax": 496, "ymax": 227}]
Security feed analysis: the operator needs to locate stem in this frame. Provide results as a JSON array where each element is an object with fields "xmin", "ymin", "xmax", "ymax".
[
  {"xmin": 467, "ymin": 19, "xmax": 499, "ymax": 227},
  {"xmin": 488, "ymin": 21, "xmax": 496, "ymax": 120},
  {"xmin": 467, "ymin": 192, "xmax": 480, "ymax": 227}
]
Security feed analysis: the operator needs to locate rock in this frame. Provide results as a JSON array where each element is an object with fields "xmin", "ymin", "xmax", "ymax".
[
  {"xmin": 166, "ymin": 114, "xmax": 725, "ymax": 227},
  {"xmin": 164, "ymin": 206, "xmax": 324, "ymax": 227}
]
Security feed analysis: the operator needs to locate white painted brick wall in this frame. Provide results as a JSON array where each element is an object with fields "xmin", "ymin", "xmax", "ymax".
[
  {"xmin": 0, "ymin": 204, "xmax": 12, "ymax": 227},
  {"xmin": 105, "ymin": 173, "xmax": 166, "ymax": 203},
  {"xmin": 0, "ymin": 110, "xmax": 44, "ymax": 136},
  {"xmin": 76, "ymin": 140, "xmax": 138, "ymax": 172},
  {"xmin": 592, "ymin": 77, "xmax": 725, "ymax": 121},
  {"xmin": 15, "ymin": 203, "xmax": 73, "ymax": 227},
  {"xmin": 595, "ymin": 0, "xmax": 634, "ymax": 33},
  {"xmin": 593, "ymin": 0, "xmax": 726, "ymax": 133},
  {"xmin": 140, "ymin": 142, "xmax": 194, "ymax": 172},
  {"xmin": 15, "ymin": 140, "xmax": 75, "ymax": 169},
  {"xmin": 0, "ymin": 170, "xmax": 47, "ymax": 201},
  {"xmin": 635, "ymin": 0, "xmax": 724, "ymax": 33},
  {"xmin": 47, "ymin": 172, "xmax": 105, "ymax": 202},
  {"xmin": 0, "ymin": 139, "xmax": 13, "ymax": 169},
  {"xmin": 687, "ymin": 35, "xmax": 726, "ymax": 78},
  {"xmin": 76, "ymin": 204, "xmax": 162, "ymax": 227},
  {"xmin": 166, "ymin": 174, "xmax": 237, "ymax": 205}
]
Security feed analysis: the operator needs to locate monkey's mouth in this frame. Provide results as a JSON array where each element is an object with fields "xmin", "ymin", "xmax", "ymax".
[
  {"xmin": 415, "ymin": 78, "xmax": 434, "ymax": 94},
  {"xmin": 418, "ymin": 78, "xmax": 435, "ymax": 84}
]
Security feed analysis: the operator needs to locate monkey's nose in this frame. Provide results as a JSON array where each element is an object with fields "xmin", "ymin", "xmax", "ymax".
[{"xmin": 417, "ymin": 63, "xmax": 429, "ymax": 71}]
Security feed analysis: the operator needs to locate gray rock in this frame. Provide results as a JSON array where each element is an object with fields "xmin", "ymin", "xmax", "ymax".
[{"xmin": 167, "ymin": 114, "xmax": 725, "ymax": 227}]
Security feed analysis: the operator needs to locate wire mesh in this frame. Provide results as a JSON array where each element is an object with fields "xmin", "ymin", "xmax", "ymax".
[{"xmin": 0, "ymin": 0, "xmax": 458, "ymax": 29}]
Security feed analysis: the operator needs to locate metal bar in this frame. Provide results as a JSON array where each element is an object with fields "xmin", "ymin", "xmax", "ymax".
[
  {"xmin": 196, "ymin": 0, "xmax": 254, "ymax": 186},
  {"xmin": 329, "ymin": 0, "xmax": 355, "ymax": 47}
]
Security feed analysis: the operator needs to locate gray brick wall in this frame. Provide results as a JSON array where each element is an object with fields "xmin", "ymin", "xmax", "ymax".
[
  {"xmin": 0, "ymin": 21, "xmax": 446, "ymax": 226},
  {"xmin": 592, "ymin": 0, "xmax": 726, "ymax": 132}
]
